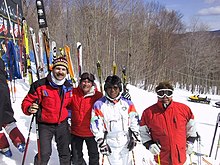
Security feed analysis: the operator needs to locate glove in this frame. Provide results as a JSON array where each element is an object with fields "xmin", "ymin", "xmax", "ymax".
[
  {"xmin": 127, "ymin": 128, "xmax": 140, "ymax": 151},
  {"xmin": 97, "ymin": 138, "xmax": 112, "ymax": 156},
  {"xmin": 28, "ymin": 102, "xmax": 39, "ymax": 114},
  {"xmin": 186, "ymin": 141, "xmax": 194, "ymax": 155},
  {"xmin": 122, "ymin": 91, "xmax": 131, "ymax": 100},
  {"xmin": 149, "ymin": 143, "xmax": 161, "ymax": 155},
  {"xmin": 127, "ymin": 136, "xmax": 137, "ymax": 151}
]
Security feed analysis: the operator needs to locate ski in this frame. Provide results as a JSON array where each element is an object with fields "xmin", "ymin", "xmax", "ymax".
[
  {"xmin": 64, "ymin": 45, "xmax": 76, "ymax": 84},
  {"xmin": 77, "ymin": 42, "xmax": 82, "ymax": 77},
  {"xmin": 29, "ymin": 27, "xmax": 45, "ymax": 79},
  {"xmin": 38, "ymin": 30, "xmax": 45, "ymax": 76},
  {"xmin": 51, "ymin": 41, "xmax": 57, "ymax": 59},
  {"xmin": 16, "ymin": 4, "xmax": 23, "ymax": 79},
  {"xmin": 36, "ymin": 0, "xmax": 50, "ymax": 72},
  {"xmin": 96, "ymin": 60, "xmax": 103, "ymax": 93},
  {"xmin": 42, "ymin": 31, "xmax": 50, "ymax": 71},
  {"xmin": 112, "ymin": 61, "xmax": 117, "ymax": 75},
  {"xmin": 122, "ymin": 66, "xmax": 127, "ymax": 92},
  {"xmin": 22, "ymin": 18, "xmax": 33, "ymax": 85}
]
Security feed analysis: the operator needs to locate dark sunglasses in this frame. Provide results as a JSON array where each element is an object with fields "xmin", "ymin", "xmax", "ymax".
[
  {"xmin": 156, "ymin": 89, "xmax": 173, "ymax": 98},
  {"xmin": 107, "ymin": 85, "xmax": 119, "ymax": 90}
]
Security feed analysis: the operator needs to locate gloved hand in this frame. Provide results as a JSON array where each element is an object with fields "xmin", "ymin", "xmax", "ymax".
[
  {"xmin": 186, "ymin": 141, "xmax": 194, "ymax": 155},
  {"xmin": 97, "ymin": 138, "xmax": 112, "ymax": 156},
  {"xmin": 127, "ymin": 128, "xmax": 140, "ymax": 151},
  {"xmin": 127, "ymin": 136, "xmax": 137, "ymax": 151},
  {"xmin": 149, "ymin": 143, "xmax": 161, "ymax": 155},
  {"xmin": 122, "ymin": 91, "xmax": 131, "ymax": 100},
  {"xmin": 28, "ymin": 102, "xmax": 39, "ymax": 114}
]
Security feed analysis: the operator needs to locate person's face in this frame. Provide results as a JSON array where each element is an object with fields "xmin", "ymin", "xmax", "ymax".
[
  {"xmin": 156, "ymin": 89, "xmax": 173, "ymax": 104},
  {"xmin": 80, "ymin": 79, "xmax": 93, "ymax": 94},
  {"xmin": 52, "ymin": 65, "xmax": 67, "ymax": 81},
  {"xmin": 106, "ymin": 85, "xmax": 120, "ymax": 99}
]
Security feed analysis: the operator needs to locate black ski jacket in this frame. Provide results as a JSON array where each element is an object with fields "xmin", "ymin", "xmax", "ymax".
[{"xmin": 0, "ymin": 58, "xmax": 15, "ymax": 131}]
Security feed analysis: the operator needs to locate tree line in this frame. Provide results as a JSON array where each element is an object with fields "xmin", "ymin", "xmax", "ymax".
[{"xmin": 22, "ymin": 0, "xmax": 220, "ymax": 94}]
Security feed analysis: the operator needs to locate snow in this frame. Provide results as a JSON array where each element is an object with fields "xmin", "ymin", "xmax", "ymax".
[{"xmin": 1, "ymin": 79, "xmax": 220, "ymax": 165}]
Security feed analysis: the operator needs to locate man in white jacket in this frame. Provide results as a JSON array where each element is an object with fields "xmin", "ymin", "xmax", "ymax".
[{"xmin": 90, "ymin": 75, "xmax": 140, "ymax": 165}]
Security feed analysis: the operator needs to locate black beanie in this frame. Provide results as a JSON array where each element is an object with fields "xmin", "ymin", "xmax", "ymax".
[
  {"xmin": 104, "ymin": 75, "xmax": 122, "ymax": 92},
  {"xmin": 80, "ymin": 72, "xmax": 95, "ymax": 83}
]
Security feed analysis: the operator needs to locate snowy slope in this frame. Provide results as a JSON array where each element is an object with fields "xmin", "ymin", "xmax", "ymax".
[{"xmin": 0, "ymin": 80, "xmax": 220, "ymax": 165}]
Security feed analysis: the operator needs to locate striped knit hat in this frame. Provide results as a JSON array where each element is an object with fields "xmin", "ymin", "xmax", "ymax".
[{"xmin": 52, "ymin": 56, "xmax": 68, "ymax": 70}]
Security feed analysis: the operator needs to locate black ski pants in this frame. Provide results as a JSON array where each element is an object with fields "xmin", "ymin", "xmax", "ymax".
[
  {"xmin": 35, "ymin": 120, "xmax": 71, "ymax": 165},
  {"xmin": 71, "ymin": 134, "xmax": 99, "ymax": 165}
]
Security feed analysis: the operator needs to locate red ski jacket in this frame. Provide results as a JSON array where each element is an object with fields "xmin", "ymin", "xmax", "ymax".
[
  {"xmin": 70, "ymin": 86, "xmax": 102, "ymax": 137},
  {"xmin": 140, "ymin": 101, "xmax": 196, "ymax": 165},
  {"xmin": 22, "ymin": 74, "xmax": 73, "ymax": 124}
]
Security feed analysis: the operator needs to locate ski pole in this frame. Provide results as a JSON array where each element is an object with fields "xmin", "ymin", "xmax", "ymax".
[
  {"xmin": 101, "ymin": 155, "xmax": 105, "ymax": 165},
  {"xmin": 214, "ymin": 131, "xmax": 220, "ymax": 160},
  {"xmin": 101, "ymin": 131, "xmax": 108, "ymax": 165},
  {"xmin": 209, "ymin": 112, "xmax": 220, "ymax": 157},
  {"xmin": 157, "ymin": 154, "xmax": 161, "ymax": 165},
  {"xmin": 35, "ymin": 113, "xmax": 41, "ymax": 164},
  {"xmin": 202, "ymin": 157, "xmax": 212, "ymax": 165},
  {"xmin": 196, "ymin": 132, "xmax": 201, "ymax": 165},
  {"xmin": 34, "ymin": 99, "xmax": 41, "ymax": 165},
  {"xmin": 189, "ymin": 154, "xmax": 193, "ymax": 165},
  {"xmin": 132, "ymin": 150, "xmax": 136, "ymax": 165},
  {"xmin": 22, "ymin": 114, "xmax": 35, "ymax": 165}
]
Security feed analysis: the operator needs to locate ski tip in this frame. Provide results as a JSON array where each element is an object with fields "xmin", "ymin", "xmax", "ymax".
[{"xmin": 77, "ymin": 42, "xmax": 82, "ymax": 48}]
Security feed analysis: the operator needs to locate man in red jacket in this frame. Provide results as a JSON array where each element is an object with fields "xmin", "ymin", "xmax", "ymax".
[
  {"xmin": 70, "ymin": 72, "xmax": 103, "ymax": 165},
  {"xmin": 139, "ymin": 81, "xmax": 197, "ymax": 165},
  {"xmin": 22, "ymin": 56, "xmax": 73, "ymax": 165}
]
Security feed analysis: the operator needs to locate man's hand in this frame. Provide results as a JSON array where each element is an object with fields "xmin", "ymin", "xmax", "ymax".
[
  {"xmin": 127, "ymin": 136, "xmax": 137, "ymax": 151},
  {"xmin": 97, "ymin": 138, "xmax": 112, "ymax": 156},
  {"xmin": 186, "ymin": 141, "xmax": 194, "ymax": 155},
  {"xmin": 149, "ymin": 143, "xmax": 161, "ymax": 155},
  {"xmin": 28, "ymin": 102, "xmax": 39, "ymax": 114}
]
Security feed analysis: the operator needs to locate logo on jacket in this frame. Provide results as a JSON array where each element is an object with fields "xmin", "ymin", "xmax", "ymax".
[
  {"xmin": 122, "ymin": 107, "xmax": 127, "ymax": 111},
  {"xmin": 42, "ymin": 90, "xmax": 49, "ymax": 96}
]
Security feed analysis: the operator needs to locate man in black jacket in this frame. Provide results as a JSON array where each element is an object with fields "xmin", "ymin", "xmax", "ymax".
[{"xmin": 0, "ymin": 58, "xmax": 25, "ymax": 157}]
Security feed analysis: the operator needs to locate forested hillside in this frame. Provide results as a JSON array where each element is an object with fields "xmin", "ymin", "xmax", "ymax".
[{"xmin": 22, "ymin": 0, "xmax": 220, "ymax": 94}]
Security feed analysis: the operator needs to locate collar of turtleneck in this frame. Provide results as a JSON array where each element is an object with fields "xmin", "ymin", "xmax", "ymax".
[
  {"xmin": 51, "ymin": 72, "xmax": 66, "ymax": 86},
  {"xmin": 105, "ymin": 92, "xmax": 122, "ymax": 103}
]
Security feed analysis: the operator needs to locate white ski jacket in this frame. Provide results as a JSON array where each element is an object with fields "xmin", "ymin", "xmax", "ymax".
[{"xmin": 90, "ymin": 96, "xmax": 139, "ymax": 165}]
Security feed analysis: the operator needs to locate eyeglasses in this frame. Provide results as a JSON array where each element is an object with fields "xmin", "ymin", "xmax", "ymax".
[
  {"xmin": 156, "ymin": 89, "xmax": 173, "ymax": 98},
  {"xmin": 107, "ymin": 85, "xmax": 119, "ymax": 91}
]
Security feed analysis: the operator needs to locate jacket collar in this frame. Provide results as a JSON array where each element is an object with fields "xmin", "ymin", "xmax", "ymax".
[
  {"xmin": 157, "ymin": 100, "xmax": 173, "ymax": 111},
  {"xmin": 77, "ymin": 86, "xmax": 96, "ymax": 97},
  {"xmin": 46, "ymin": 72, "xmax": 72, "ymax": 90}
]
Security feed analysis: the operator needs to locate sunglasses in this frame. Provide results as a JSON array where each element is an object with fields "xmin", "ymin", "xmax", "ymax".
[
  {"xmin": 80, "ymin": 73, "xmax": 95, "ymax": 82},
  {"xmin": 107, "ymin": 85, "xmax": 119, "ymax": 91},
  {"xmin": 156, "ymin": 89, "xmax": 173, "ymax": 98}
]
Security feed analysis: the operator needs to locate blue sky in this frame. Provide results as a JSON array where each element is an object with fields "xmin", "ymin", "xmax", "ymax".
[{"xmin": 153, "ymin": 0, "xmax": 220, "ymax": 30}]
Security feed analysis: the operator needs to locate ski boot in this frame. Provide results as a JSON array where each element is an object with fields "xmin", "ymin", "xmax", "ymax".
[{"xmin": 0, "ymin": 147, "xmax": 12, "ymax": 157}]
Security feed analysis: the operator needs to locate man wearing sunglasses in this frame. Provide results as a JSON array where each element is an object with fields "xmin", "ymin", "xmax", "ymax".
[
  {"xmin": 139, "ymin": 81, "xmax": 197, "ymax": 165},
  {"xmin": 90, "ymin": 75, "xmax": 140, "ymax": 165}
]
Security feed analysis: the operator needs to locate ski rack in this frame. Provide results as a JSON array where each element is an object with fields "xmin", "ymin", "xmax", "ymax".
[{"xmin": 209, "ymin": 112, "xmax": 220, "ymax": 159}]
